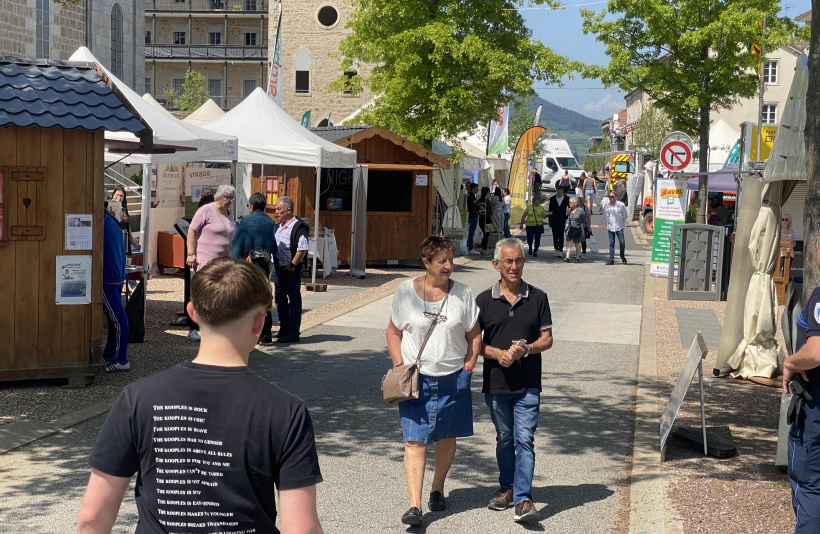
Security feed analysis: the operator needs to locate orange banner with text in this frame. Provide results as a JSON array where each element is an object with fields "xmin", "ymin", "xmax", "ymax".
[{"xmin": 508, "ymin": 126, "xmax": 546, "ymax": 226}]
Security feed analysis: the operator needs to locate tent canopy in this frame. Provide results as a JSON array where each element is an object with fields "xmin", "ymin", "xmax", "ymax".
[
  {"xmin": 203, "ymin": 88, "xmax": 356, "ymax": 168},
  {"xmin": 69, "ymin": 47, "xmax": 237, "ymax": 164},
  {"xmin": 183, "ymin": 99, "xmax": 225, "ymax": 127},
  {"xmin": 687, "ymin": 164, "xmax": 739, "ymax": 192},
  {"xmin": 764, "ymin": 54, "xmax": 808, "ymax": 183}
]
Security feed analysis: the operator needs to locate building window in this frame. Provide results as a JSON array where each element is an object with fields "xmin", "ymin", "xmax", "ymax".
[
  {"xmin": 343, "ymin": 70, "xmax": 356, "ymax": 94},
  {"xmin": 145, "ymin": 77, "xmax": 152, "ymax": 95},
  {"xmin": 763, "ymin": 61, "xmax": 778, "ymax": 85},
  {"xmin": 244, "ymin": 0, "xmax": 257, "ymax": 10},
  {"xmin": 762, "ymin": 104, "xmax": 777, "ymax": 124},
  {"xmin": 111, "ymin": 4, "xmax": 124, "ymax": 79},
  {"xmin": 208, "ymin": 79, "xmax": 221, "ymax": 101},
  {"xmin": 244, "ymin": 32, "xmax": 257, "ymax": 46},
  {"xmin": 173, "ymin": 77, "xmax": 185, "ymax": 96},
  {"xmin": 173, "ymin": 31, "xmax": 186, "ymax": 45},
  {"xmin": 35, "ymin": 0, "xmax": 49, "ymax": 58},
  {"xmin": 295, "ymin": 49, "xmax": 310, "ymax": 93},
  {"xmin": 145, "ymin": 30, "xmax": 151, "ymax": 44},
  {"xmin": 209, "ymin": 32, "xmax": 221, "ymax": 45},
  {"xmin": 317, "ymin": 5, "xmax": 339, "ymax": 28},
  {"xmin": 243, "ymin": 79, "xmax": 257, "ymax": 98},
  {"xmin": 174, "ymin": 0, "xmax": 185, "ymax": 3}
]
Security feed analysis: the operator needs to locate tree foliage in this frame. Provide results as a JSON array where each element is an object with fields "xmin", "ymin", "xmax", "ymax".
[
  {"xmin": 334, "ymin": 0, "xmax": 582, "ymax": 148},
  {"xmin": 177, "ymin": 71, "xmax": 210, "ymax": 114},
  {"xmin": 583, "ymin": 135, "xmax": 610, "ymax": 173},
  {"xmin": 632, "ymin": 103, "xmax": 671, "ymax": 177},
  {"xmin": 581, "ymin": 0, "xmax": 796, "ymax": 221}
]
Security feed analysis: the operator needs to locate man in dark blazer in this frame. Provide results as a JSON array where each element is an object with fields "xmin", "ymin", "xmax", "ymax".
[{"xmin": 546, "ymin": 189, "xmax": 570, "ymax": 258}]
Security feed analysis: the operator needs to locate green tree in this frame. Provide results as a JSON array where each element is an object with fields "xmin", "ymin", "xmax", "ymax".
[
  {"xmin": 333, "ymin": 0, "xmax": 581, "ymax": 148},
  {"xmin": 177, "ymin": 71, "xmax": 210, "ymax": 114},
  {"xmin": 583, "ymin": 135, "xmax": 610, "ymax": 173},
  {"xmin": 581, "ymin": 0, "xmax": 796, "ymax": 222},
  {"xmin": 632, "ymin": 104, "xmax": 672, "ymax": 178}
]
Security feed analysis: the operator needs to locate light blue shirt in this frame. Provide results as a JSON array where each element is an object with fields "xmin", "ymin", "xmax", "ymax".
[{"xmin": 275, "ymin": 216, "xmax": 309, "ymax": 265}]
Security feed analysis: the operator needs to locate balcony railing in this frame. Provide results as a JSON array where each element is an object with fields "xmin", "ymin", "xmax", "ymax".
[
  {"xmin": 146, "ymin": 0, "xmax": 268, "ymax": 14},
  {"xmin": 146, "ymin": 44, "xmax": 267, "ymax": 61}
]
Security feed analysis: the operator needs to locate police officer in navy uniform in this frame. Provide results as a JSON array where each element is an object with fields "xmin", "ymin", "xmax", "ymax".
[{"xmin": 784, "ymin": 241, "xmax": 820, "ymax": 533}]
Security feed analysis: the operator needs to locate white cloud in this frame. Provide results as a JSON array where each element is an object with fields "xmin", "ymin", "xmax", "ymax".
[{"xmin": 582, "ymin": 93, "xmax": 620, "ymax": 117}]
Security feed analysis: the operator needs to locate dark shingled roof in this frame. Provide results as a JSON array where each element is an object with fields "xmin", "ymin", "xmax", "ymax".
[
  {"xmin": 0, "ymin": 57, "xmax": 146, "ymax": 133},
  {"xmin": 310, "ymin": 125, "xmax": 372, "ymax": 142}
]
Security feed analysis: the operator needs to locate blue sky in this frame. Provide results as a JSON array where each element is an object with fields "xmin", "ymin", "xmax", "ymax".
[{"xmin": 522, "ymin": 0, "xmax": 811, "ymax": 122}]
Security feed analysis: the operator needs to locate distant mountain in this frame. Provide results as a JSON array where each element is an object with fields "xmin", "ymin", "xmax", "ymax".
[{"xmin": 530, "ymin": 96, "xmax": 604, "ymax": 161}]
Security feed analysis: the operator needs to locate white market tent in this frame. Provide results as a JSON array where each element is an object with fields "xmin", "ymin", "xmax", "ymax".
[
  {"xmin": 143, "ymin": 93, "xmax": 172, "ymax": 115},
  {"xmin": 69, "ymin": 47, "xmax": 238, "ymax": 273},
  {"xmin": 203, "ymin": 88, "xmax": 357, "ymax": 282},
  {"xmin": 183, "ymin": 99, "xmax": 225, "ymax": 127}
]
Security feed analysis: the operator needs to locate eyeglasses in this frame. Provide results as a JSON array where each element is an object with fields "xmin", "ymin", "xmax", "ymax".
[
  {"xmin": 499, "ymin": 258, "xmax": 525, "ymax": 267},
  {"xmin": 782, "ymin": 218, "xmax": 790, "ymax": 221},
  {"xmin": 608, "ymin": 195, "xmax": 616, "ymax": 199},
  {"xmin": 423, "ymin": 311, "xmax": 448, "ymax": 324}
]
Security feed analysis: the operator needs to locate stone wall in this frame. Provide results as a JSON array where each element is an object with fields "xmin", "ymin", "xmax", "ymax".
[
  {"xmin": 149, "ymin": 60, "xmax": 264, "ymax": 109},
  {"xmin": 277, "ymin": 0, "xmax": 372, "ymax": 125},
  {"xmin": 0, "ymin": 0, "xmax": 144, "ymax": 93}
]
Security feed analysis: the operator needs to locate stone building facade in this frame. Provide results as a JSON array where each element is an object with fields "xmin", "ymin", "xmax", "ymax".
[
  {"xmin": 145, "ymin": 0, "xmax": 269, "ymax": 110},
  {"xmin": 0, "ymin": 0, "xmax": 144, "ymax": 93},
  {"xmin": 277, "ymin": 1, "xmax": 372, "ymax": 126}
]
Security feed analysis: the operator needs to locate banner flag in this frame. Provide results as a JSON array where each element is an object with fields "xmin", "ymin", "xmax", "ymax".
[
  {"xmin": 266, "ymin": 1, "xmax": 283, "ymax": 106},
  {"xmin": 533, "ymin": 104, "xmax": 542, "ymax": 127},
  {"xmin": 508, "ymin": 126, "xmax": 546, "ymax": 226},
  {"xmin": 301, "ymin": 110, "xmax": 311, "ymax": 128},
  {"xmin": 327, "ymin": 113, "xmax": 333, "ymax": 127},
  {"xmin": 487, "ymin": 105, "xmax": 509, "ymax": 155}
]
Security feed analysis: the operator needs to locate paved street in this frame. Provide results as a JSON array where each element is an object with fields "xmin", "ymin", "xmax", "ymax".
[{"xmin": 0, "ymin": 219, "xmax": 649, "ymax": 533}]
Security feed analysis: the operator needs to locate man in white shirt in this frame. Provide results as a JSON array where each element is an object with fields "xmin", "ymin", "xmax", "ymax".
[
  {"xmin": 274, "ymin": 196, "xmax": 309, "ymax": 343},
  {"xmin": 602, "ymin": 191, "xmax": 628, "ymax": 265}
]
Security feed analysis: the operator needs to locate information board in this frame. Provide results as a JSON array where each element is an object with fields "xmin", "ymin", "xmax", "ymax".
[
  {"xmin": 660, "ymin": 332, "xmax": 708, "ymax": 451},
  {"xmin": 650, "ymin": 178, "xmax": 687, "ymax": 277}
]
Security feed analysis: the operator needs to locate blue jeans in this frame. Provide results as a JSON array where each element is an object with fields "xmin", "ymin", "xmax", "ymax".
[
  {"xmin": 525, "ymin": 226, "xmax": 541, "ymax": 254},
  {"xmin": 276, "ymin": 266, "xmax": 302, "ymax": 337},
  {"xmin": 467, "ymin": 216, "xmax": 478, "ymax": 250},
  {"xmin": 484, "ymin": 389, "xmax": 540, "ymax": 505},
  {"xmin": 503, "ymin": 213, "xmax": 511, "ymax": 238},
  {"xmin": 608, "ymin": 229, "xmax": 625, "ymax": 261},
  {"xmin": 102, "ymin": 283, "xmax": 129, "ymax": 364}
]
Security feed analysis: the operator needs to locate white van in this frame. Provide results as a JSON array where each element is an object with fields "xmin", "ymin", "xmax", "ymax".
[{"xmin": 537, "ymin": 139, "xmax": 584, "ymax": 190}]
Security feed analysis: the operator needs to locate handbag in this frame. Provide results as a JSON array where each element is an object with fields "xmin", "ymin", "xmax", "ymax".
[
  {"xmin": 382, "ymin": 282, "xmax": 451, "ymax": 404},
  {"xmin": 536, "ymin": 224, "xmax": 545, "ymax": 235},
  {"xmin": 590, "ymin": 235, "xmax": 599, "ymax": 253}
]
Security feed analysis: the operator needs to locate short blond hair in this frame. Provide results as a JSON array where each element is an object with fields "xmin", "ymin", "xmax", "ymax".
[{"xmin": 191, "ymin": 257, "xmax": 272, "ymax": 326}]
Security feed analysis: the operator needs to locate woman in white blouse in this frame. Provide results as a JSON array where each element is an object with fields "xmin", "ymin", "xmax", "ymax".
[{"xmin": 386, "ymin": 235, "xmax": 481, "ymax": 527}]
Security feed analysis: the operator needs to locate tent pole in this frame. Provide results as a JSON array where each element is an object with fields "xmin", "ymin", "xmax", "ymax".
[
  {"xmin": 140, "ymin": 163, "xmax": 151, "ymax": 326},
  {"xmin": 312, "ymin": 165, "xmax": 320, "ymax": 285}
]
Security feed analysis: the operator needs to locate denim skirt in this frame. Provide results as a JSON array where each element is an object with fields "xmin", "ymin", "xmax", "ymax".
[{"xmin": 399, "ymin": 367, "xmax": 473, "ymax": 444}]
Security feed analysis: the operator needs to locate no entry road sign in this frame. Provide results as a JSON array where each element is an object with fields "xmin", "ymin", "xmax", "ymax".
[{"xmin": 661, "ymin": 140, "xmax": 692, "ymax": 172}]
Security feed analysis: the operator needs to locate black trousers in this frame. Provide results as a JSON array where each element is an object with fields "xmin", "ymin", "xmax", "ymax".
[
  {"xmin": 251, "ymin": 256, "xmax": 273, "ymax": 338},
  {"xmin": 551, "ymin": 219, "xmax": 566, "ymax": 251}
]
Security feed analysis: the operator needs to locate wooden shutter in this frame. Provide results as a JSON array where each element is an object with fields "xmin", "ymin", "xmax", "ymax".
[{"xmin": 7, "ymin": 166, "xmax": 46, "ymax": 240}]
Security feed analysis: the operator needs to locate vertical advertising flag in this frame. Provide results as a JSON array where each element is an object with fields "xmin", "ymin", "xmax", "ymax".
[
  {"xmin": 533, "ymin": 104, "xmax": 542, "ymax": 127},
  {"xmin": 487, "ymin": 105, "xmax": 509, "ymax": 155},
  {"xmin": 301, "ymin": 110, "xmax": 311, "ymax": 128},
  {"xmin": 266, "ymin": 1, "xmax": 283, "ymax": 106},
  {"xmin": 508, "ymin": 126, "xmax": 546, "ymax": 226},
  {"xmin": 649, "ymin": 178, "xmax": 687, "ymax": 277}
]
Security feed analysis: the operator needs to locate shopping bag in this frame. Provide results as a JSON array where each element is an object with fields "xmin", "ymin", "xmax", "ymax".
[{"xmin": 590, "ymin": 235, "xmax": 599, "ymax": 254}]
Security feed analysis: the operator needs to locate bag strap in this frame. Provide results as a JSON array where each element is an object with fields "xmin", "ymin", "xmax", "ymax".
[{"xmin": 413, "ymin": 280, "xmax": 452, "ymax": 364}]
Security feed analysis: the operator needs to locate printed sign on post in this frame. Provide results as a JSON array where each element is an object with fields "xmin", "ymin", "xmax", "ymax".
[{"xmin": 650, "ymin": 178, "xmax": 687, "ymax": 277}]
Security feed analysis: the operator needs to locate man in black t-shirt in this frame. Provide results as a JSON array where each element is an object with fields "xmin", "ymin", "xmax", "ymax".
[
  {"xmin": 476, "ymin": 238, "xmax": 553, "ymax": 524},
  {"xmin": 79, "ymin": 257, "xmax": 323, "ymax": 534},
  {"xmin": 784, "ymin": 242, "xmax": 820, "ymax": 534}
]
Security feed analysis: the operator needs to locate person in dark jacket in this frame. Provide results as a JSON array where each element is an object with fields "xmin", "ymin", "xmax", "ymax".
[
  {"xmin": 232, "ymin": 193, "xmax": 278, "ymax": 345},
  {"xmin": 615, "ymin": 180, "xmax": 628, "ymax": 207},
  {"xmin": 478, "ymin": 187, "xmax": 494, "ymax": 256},
  {"xmin": 546, "ymin": 188, "xmax": 570, "ymax": 258},
  {"xmin": 102, "ymin": 206, "xmax": 129, "ymax": 372},
  {"xmin": 466, "ymin": 183, "xmax": 480, "ymax": 255}
]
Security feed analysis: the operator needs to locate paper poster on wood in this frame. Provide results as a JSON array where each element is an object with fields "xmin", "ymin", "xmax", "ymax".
[
  {"xmin": 415, "ymin": 174, "xmax": 428, "ymax": 186},
  {"xmin": 56, "ymin": 255, "xmax": 92, "ymax": 305},
  {"xmin": 65, "ymin": 214, "xmax": 92, "ymax": 250},
  {"xmin": 157, "ymin": 164, "xmax": 184, "ymax": 208},
  {"xmin": 184, "ymin": 167, "xmax": 233, "ymax": 217}
]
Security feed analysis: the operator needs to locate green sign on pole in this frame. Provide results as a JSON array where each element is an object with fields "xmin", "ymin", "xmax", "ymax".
[{"xmin": 650, "ymin": 178, "xmax": 687, "ymax": 277}]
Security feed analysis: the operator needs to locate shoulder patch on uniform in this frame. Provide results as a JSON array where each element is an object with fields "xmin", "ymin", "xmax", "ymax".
[{"xmin": 815, "ymin": 302, "xmax": 820, "ymax": 324}]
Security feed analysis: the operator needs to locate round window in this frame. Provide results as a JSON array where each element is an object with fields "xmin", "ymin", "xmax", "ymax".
[{"xmin": 317, "ymin": 6, "xmax": 338, "ymax": 28}]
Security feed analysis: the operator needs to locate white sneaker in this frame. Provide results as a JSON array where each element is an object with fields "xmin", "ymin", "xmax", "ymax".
[
  {"xmin": 581, "ymin": 254, "xmax": 586, "ymax": 260},
  {"xmin": 468, "ymin": 249, "xmax": 481, "ymax": 255},
  {"xmin": 105, "ymin": 360, "xmax": 130, "ymax": 373},
  {"xmin": 187, "ymin": 330, "xmax": 201, "ymax": 341},
  {"xmin": 553, "ymin": 250, "xmax": 561, "ymax": 258}
]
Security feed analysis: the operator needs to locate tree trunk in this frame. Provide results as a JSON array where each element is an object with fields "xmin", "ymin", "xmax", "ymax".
[
  {"xmin": 697, "ymin": 50, "xmax": 710, "ymax": 224},
  {"xmin": 697, "ymin": 102, "xmax": 710, "ymax": 224},
  {"xmin": 804, "ymin": 0, "xmax": 820, "ymax": 304}
]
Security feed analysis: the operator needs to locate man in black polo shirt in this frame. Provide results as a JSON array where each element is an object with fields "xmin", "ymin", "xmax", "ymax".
[{"xmin": 476, "ymin": 237, "xmax": 553, "ymax": 524}]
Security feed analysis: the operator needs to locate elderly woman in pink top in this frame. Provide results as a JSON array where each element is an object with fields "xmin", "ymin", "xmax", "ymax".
[{"xmin": 187, "ymin": 184, "xmax": 237, "ymax": 271}]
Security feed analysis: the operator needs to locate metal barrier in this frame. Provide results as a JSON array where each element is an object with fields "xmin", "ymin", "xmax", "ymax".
[{"xmin": 667, "ymin": 223, "xmax": 727, "ymax": 301}]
